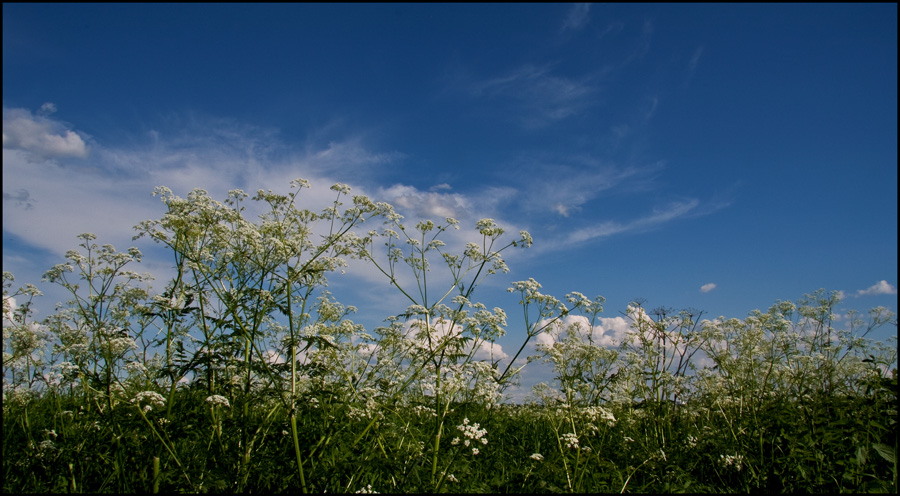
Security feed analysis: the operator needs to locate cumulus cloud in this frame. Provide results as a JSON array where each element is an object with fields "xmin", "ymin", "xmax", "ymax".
[
  {"xmin": 379, "ymin": 183, "xmax": 471, "ymax": 220},
  {"xmin": 3, "ymin": 295, "xmax": 17, "ymax": 325},
  {"xmin": 856, "ymin": 280, "xmax": 897, "ymax": 296},
  {"xmin": 700, "ymin": 283, "xmax": 716, "ymax": 293},
  {"xmin": 2, "ymin": 105, "xmax": 89, "ymax": 160},
  {"xmin": 535, "ymin": 314, "xmax": 630, "ymax": 348},
  {"xmin": 402, "ymin": 318, "xmax": 508, "ymax": 361}
]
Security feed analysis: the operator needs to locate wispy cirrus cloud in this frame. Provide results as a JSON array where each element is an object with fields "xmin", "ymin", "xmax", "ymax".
[
  {"xmin": 465, "ymin": 64, "xmax": 599, "ymax": 128},
  {"xmin": 501, "ymin": 150, "xmax": 665, "ymax": 221},
  {"xmin": 561, "ymin": 4, "xmax": 591, "ymax": 32},
  {"xmin": 684, "ymin": 45, "xmax": 704, "ymax": 88},
  {"xmin": 564, "ymin": 198, "xmax": 700, "ymax": 246}
]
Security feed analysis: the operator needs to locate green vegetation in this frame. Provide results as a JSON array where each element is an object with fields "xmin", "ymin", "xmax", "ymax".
[{"xmin": 3, "ymin": 180, "xmax": 896, "ymax": 493}]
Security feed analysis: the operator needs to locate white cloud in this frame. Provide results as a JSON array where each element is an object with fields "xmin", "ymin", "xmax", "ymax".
[
  {"xmin": 263, "ymin": 349, "xmax": 285, "ymax": 365},
  {"xmin": 684, "ymin": 45, "xmax": 704, "ymax": 87},
  {"xmin": 38, "ymin": 102, "xmax": 58, "ymax": 115},
  {"xmin": 474, "ymin": 341, "xmax": 508, "ymax": 362},
  {"xmin": 467, "ymin": 64, "xmax": 597, "ymax": 128},
  {"xmin": 1, "ymin": 104, "xmax": 726, "ymax": 336},
  {"xmin": 3, "ymin": 105, "xmax": 89, "ymax": 160},
  {"xmin": 552, "ymin": 202, "xmax": 573, "ymax": 217},
  {"xmin": 3, "ymin": 295, "xmax": 16, "ymax": 325},
  {"xmin": 561, "ymin": 4, "xmax": 591, "ymax": 32},
  {"xmin": 2, "ymin": 147, "xmax": 162, "ymax": 259},
  {"xmin": 429, "ymin": 183, "xmax": 452, "ymax": 192},
  {"xmin": 1, "ymin": 108, "xmax": 416, "ymax": 267},
  {"xmin": 700, "ymin": 283, "xmax": 716, "ymax": 293},
  {"xmin": 856, "ymin": 280, "xmax": 897, "ymax": 296},
  {"xmin": 379, "ymin": 183, "xmax": 471, "ymax": 221},
  {"xmin": 535, "ymin": 314, "xmax": 629, "ymax": 348},
  {"xmin": 563, "ymin": 199, "xmax": 699, "ymax": 246},
  {"xmin": 535, "ymin": 331, "xmax": 555, "ymax": 347},
  {"xmin": 512, "ymin": 155, "xmax": 659, "ymax": 222},
  {"xmin": 2, "ymin": 188, "xmax": 36, "ymax": 210},
  {"xmin": 401, "ymin": 318, "xmax": 508, "ymax": 361}
]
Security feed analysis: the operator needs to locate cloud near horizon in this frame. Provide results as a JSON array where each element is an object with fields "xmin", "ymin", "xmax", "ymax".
[
  {"xmin": 2, "ymin": 103, "xmax": 725, "ymax": 304},
  {"xmin": 535, "ymin": 314, "xmax": 630, "ymax": 349}
]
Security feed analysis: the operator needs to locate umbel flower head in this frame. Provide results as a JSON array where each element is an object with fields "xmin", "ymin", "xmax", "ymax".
[
  {"xmin": 131, "ymin": 391, "xmax": 166, "ymax": 413},
  {"xmin": 205, "ymin": 395, "xmax": 231, "ymax": 408},
  {"xmin": 451, "ymin": 417, "xmax": 488, "ymax": 454}
]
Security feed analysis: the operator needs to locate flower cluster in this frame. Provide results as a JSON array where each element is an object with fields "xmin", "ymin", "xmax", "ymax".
[
  {"xmin": 719, "ymin": 453, "xmax": 744, "ymax": 471},
  {"xmin": 205, "ymin": 395, "xmax": 231, "ymax": 408},
  {"xmin": 560, "ymin": 432, "xmax": 579, "ymax": 450},
  {"xmin": 451, "ymin": 417, "xmax": 488, "ymax": 455},
  {"xmin": 582, "ymin": 405, "xmax": 617, "ymax": 427},
  {"xmin": 131, "ymin": 391, "xmax": 166, "ymax": 413},
  {"xmin": 685, "ymin": 435, "xmax": 698, "ymax": 448}
]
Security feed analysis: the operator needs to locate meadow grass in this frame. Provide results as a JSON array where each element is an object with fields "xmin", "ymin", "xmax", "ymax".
[{"xmin": 3, "ymin": 180, "xmax": 897, "ymax": 493}]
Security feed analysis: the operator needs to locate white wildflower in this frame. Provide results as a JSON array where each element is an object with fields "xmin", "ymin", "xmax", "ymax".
[
  {"xmin": 205, "ymin": 395, "xmax": 231, "ymax": 408},
  {"xmin": 561, "ymin": 432, "xmax": 579, "ymax": 450},
  {"xmin": 131, "ymin": 391, "xmax": 166, "ymax": 412},
  {"xmin": 455, "ymin": 418, "xmax": 488, "ymax": 451},
  {"xmin": 719, "ymin": 454, "xmax": 744, "ymax": 471}
]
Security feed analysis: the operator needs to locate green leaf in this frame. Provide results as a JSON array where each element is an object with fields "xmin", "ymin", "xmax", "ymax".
[{"xmin": 872, "ymin": 443, "xmax": 896, "ymax": 464}]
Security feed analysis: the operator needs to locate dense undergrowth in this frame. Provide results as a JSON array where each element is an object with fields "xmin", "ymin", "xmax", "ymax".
[{"xmin": 4, "ymin": 179, "xmax": 897, "ymax": 493}]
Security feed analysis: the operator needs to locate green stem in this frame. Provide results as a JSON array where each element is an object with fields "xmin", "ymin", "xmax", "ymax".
[
  {"xmin": 152, "ymin": 456, "xmax": 160, "ymax": 494},
  {"xmin": 137, "ymin": 407, "xmax": 193, "ymax": 490},
  {"xmin": 290, "ymin": 413, "xmax": 308, "ymax": 493}
]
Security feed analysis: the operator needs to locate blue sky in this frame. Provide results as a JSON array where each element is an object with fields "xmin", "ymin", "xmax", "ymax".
[{"xmin": 3, "ymin": 4, "xmax": 897, "ymax": 397}]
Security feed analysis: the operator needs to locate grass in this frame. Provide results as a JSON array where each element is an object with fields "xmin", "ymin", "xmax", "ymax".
[{"xmin": 3, "ymin": 378, "xmax": 896, "ymax": 493}]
